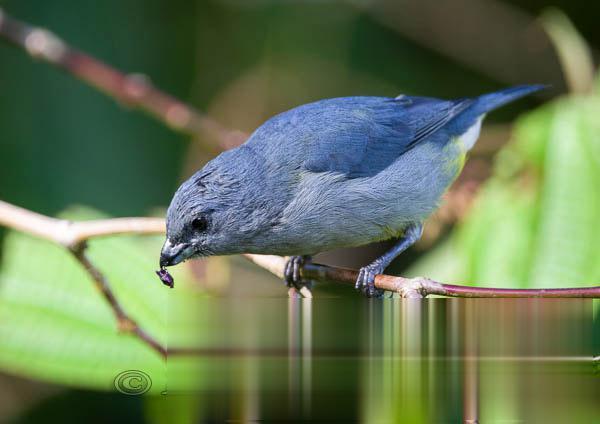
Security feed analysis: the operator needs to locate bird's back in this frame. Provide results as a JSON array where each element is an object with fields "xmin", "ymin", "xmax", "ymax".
[
  {"xmin": 245, "ymin": 95, "xmax": 469, "ymax": 179},
  {"xmin": 245, "ymin": 85, "xmax": 543, "ymax": 181}
]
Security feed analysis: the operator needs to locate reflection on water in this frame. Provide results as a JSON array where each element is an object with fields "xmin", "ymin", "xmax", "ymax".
[{"xmin": 166, "ymin": 298, "xmax": 599, "ymax": 422}]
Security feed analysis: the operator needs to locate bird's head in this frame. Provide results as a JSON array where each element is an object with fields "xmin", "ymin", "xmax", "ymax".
[
  {"xmin": 159, "ymin": 147, "xmax": 270, "ymax": 268},
  {"xmin": 160, "ymin": 164, "xmax": 236, "ymax": 267}
]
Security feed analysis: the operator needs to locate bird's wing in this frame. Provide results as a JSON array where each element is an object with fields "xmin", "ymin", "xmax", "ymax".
[{"xmin": 301, "ymin": 96, "xmax": 474, "ymax": 178}]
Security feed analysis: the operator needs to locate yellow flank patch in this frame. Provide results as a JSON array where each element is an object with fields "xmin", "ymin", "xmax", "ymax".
[{"xmin": 443, "ymin": 138, "xmax": 467, "ymax": 178}]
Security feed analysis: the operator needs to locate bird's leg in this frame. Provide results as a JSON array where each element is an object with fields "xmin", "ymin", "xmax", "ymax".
[
  {"xmin": 284, "ymin": 255, "xmax": 312, "ymax": 290},
  {"xmin": 356, "ymin": 223, "xmax": 424, "ymax": 298}
]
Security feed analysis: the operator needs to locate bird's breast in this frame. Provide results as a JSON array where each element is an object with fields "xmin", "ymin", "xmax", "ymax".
[{"xmin": 251, "ymin": 139, "xmax": 468, "ymax": 255}]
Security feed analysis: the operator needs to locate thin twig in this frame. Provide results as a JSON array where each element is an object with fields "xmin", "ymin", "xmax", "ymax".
[
  {"xmin": 296, "ymin": 262, "xmax": 600, "ymax": 298},
  {"xmin": 0, "ymin": 201, "xmax": 164, "ymax": 248},
  {"xmin": 0, "ymin": 8, "xmax": 246, "ymax": 149}
]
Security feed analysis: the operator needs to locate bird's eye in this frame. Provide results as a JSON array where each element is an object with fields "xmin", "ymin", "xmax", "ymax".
[{"xmin": 191, "ymin": 216, "xmax": 209, "ymax": 232}]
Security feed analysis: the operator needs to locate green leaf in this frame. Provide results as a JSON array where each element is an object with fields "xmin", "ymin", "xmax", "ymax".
[
  {"xmin": 0, "ymin": 207, "xmax": 204, "ymax": 393},
  {"xmin": 403, "ymin": 239, "xmax": 467, "ymax": 284},
  {"xmin": 457, "ymin": 181, "xmax": 536, "ymax": 287},
  {"xmin": 528, "ymin": 98, "xmax": 600, "ymax": 287},
  {"xmin": 511, "ymin": 102, "xmax": 556, "ymax": 170}
]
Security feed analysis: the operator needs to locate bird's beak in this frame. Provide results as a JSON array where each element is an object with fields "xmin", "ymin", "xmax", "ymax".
[{"xmin": 160, "ymin": 239, "xmax": 191, "ymax": 267}]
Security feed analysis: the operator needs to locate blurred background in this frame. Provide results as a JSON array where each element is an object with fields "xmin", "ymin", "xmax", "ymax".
[{"xmin": 0, "ymin": 0, "xmax": 599, "ymax": 422}]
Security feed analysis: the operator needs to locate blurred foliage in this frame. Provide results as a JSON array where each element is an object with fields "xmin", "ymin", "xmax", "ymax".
[
  {"xmin": 408, "ymin": 9, "xmax": 600, "ymax": 289},
  {"xmin": 0, "ymin": 207, "xmax": 203, "ymax": 394},
  {"xmin": 409, "ymin": 77, "xmax": 600, "ymax": 288},
  {"xmin": 0, "ymin": 0, "xmax": 198, "ymax": 217}
]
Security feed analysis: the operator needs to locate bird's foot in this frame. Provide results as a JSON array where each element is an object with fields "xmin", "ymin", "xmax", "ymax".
[
  {"xmin": 284, "ymin": 255, "xmax": 312, "ymax": 290},
  {"xmin": 355, "ymin": 262, "xmax": 386, "ymax": 298}
]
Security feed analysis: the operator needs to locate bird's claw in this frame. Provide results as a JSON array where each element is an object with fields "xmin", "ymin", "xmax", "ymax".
[
  {"xmin": 284, "ymin": 255, "xmax": 312, "ymax": 290},
  {"xmin": 355, "ymin": 264, "xmax": 385, "ymax": 298}
]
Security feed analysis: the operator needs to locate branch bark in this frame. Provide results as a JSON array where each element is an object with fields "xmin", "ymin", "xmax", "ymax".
[
  {"xmin": 0, "ymin": 8, "xmax": 246, "ymax": 149},
  {"xmin": 297, "ymin": 262, "xmax": 600, "ymax": 298}
]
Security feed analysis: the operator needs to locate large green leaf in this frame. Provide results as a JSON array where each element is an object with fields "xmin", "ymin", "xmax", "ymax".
[
  {"xmin": 0, "ymin": 207, "xmax": 204, "ymax": 393},
  {"xmin": 510, "ymin": 102, "xmax": 556, "ymax": 171},
  {"xmin": 528, "ymin": 98, "xmax": 600, "ymax": 286},
  {"xmin": 458, "ymin": 181, "xmax": 536, "ymax": 287}
]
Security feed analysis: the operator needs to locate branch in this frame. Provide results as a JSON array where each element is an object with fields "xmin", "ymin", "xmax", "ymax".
[
  {"xmin": 244, "ymin": 254, "xmax": 600, "ymax": 299},
  {"xmin": 0, "ymin": 8, "xmax": 246, "ymax": 149},
  {"xmin": 303, "ymin": 261, "xmax": 600, "ymax": 298},
  {"xmin": 0, "ymin": 201, "xmax": 164, "ymax": 247}
]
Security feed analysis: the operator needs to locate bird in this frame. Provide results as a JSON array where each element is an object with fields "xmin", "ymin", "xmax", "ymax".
[{"xmin": 159, "ymin": 85, "xmax": 544, "ymax": 297}]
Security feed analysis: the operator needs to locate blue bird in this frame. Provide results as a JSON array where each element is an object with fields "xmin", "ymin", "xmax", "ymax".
[{"xmin": 159, "ymin": 85, "xmax": 544, "ymax": 297}]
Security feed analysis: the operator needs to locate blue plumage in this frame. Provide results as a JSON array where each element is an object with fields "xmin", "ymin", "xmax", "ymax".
[
  {"xmin": 160, "ymin": 85, "xmax": 544, "ymax": 297},
  {"xmin": 243, "ymin": 85, "xmax": 543, "ymax": 179}
]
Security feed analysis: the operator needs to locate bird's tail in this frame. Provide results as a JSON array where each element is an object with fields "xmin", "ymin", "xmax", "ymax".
[{"xmin": 471, "ymin": 84, "xmax": 547, "ymax": 116}]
